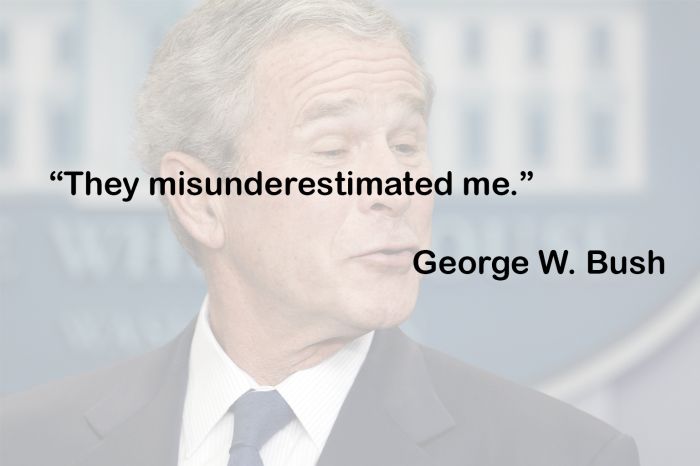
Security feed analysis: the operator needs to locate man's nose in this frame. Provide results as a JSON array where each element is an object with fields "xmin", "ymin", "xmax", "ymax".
[{"xmin": 356, "ymin": 141, "xmax": 412, "ymax": 218}]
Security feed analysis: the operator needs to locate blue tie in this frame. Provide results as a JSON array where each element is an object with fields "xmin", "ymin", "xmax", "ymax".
[{"xmin": 227, "ymin": 390, "xmax": 295, "ymax": 466}]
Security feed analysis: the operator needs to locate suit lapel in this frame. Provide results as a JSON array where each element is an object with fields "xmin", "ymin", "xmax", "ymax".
[
  {"xmin": 76, "ymin": 319, "xmax": 196, "ymax": 466},
  {"xmin": 73, "ymin": 323, "xmax": 454, "ymax": 466},
  {"xmin": 317, "ymin": 328, "xmax": 455, "ymax": 466}
]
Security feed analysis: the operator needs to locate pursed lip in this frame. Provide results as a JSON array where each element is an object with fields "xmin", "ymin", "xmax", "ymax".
[{"xmin": 350, "ymin": 244, "xmax": 419, "ymax": 269}]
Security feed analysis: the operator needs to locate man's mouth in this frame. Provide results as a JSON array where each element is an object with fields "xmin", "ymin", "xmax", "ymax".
[{"xmin": 351, "ymin": 246, "xmax": 418, "ymax": 269}]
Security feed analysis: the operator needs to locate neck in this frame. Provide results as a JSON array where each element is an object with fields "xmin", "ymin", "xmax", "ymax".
[{"xmin": 205, "ymin": 289, "xmax": 354, "ymax": 387}]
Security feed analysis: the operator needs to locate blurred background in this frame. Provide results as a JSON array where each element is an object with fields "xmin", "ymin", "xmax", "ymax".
[{"xmin": 0, "ymin": 0, "xmax": 698, "ymax": 465}]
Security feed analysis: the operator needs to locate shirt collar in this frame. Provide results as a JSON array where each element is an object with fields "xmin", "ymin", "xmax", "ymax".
[
  {"xmin": 181, "ymin": 296, "xmax": 373, "ymax": 458},
  {"xmin": 276, "ymin": 327, "xmax": 373, "ymax": 450}
]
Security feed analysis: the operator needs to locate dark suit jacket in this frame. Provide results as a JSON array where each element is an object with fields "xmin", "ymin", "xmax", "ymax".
[{"xmin": 0, "ymin": 321, "xmax": 639, "ymax": 466}]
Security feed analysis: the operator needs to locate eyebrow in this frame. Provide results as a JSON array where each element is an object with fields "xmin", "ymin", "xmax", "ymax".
[
  {"xmin": 395, "ymin": 93, "xmax": 429, "ymax": 121},
  {"xmin": 298, "ymin": 98, "xmax": 361, "ymax": 126},
  {"xmin": 297, "ymin": 93, "xmax": 428, "ymax": 127}
]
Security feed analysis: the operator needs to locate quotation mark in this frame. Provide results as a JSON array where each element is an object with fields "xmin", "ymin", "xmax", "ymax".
[
  {"xmin": 510, "ymin": 170, "xmax": 534, "ymax": 195},
  {"xmin": 50, "ymin": 171, "xmax": 63, "ymax": 181},
  {"xmin": 520, "ymin": 170, "xmax": 534, "ymax": 182}
]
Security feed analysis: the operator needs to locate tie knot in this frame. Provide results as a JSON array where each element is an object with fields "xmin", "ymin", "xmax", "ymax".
[{"xmin": 230, "ymin": 390, "xmax": 295, "ymax": 452}]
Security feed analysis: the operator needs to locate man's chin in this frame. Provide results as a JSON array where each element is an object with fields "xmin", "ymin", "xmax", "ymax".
[{"xmin": 346, "ymin": 297, "xmax": 417, "ymax": 332}]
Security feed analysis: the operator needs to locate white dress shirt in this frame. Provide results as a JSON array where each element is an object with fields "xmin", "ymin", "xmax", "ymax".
[{"xmin": 178, "ymin": 297, "xmax": 374, "ymax": 466}]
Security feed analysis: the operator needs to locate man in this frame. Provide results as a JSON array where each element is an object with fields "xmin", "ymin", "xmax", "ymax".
[{"xmin": 0, "ymin": 1, "xmax": 639, "ymax": 465}]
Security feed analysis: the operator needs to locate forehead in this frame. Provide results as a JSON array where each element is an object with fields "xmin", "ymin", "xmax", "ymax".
[{"xmin": 252, "ymin": 30, "xmax": 426, "ymax": 114}]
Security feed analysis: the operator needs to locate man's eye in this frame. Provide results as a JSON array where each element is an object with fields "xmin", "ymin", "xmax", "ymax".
[
  {"xmin": 392, "ymin": 144, "xmax": 418, "ymax": 156},
  {"xmin": 314, "ymin": 149, "xmax": 347, "ymax": 157}
]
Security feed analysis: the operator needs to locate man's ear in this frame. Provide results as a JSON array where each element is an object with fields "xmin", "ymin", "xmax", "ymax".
[{"xmin": 160, "ymin": 152, "xmax": 226, "ymax": 251}]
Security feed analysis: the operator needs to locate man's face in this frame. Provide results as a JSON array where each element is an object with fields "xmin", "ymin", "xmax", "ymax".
[{"xmin": 219, "ymin": 30, "xmax": 433, "ymax": 336}]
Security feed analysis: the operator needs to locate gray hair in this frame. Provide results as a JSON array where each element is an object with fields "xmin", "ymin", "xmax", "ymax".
[{"xmin": 135, "ymin": 0, "xmax": 431, "ymax": 261}]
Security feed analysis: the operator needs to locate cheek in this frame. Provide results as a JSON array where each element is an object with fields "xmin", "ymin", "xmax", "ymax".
[
  {"xmin": 220, "ymin": 196, "xmax": 338, "ymax": 303},
  {"xmin": 411, "ymin": 196, "xmax": 434, "ymax": 240},
  {"xmin": 240, "ymin": 195, "xmax": 350, "ymax": 267}
]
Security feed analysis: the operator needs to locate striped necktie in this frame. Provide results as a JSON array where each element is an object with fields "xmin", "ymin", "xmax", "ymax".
[{"xmin": 227, "ymin": 390, "xmax": 295, "ymax": 466}]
